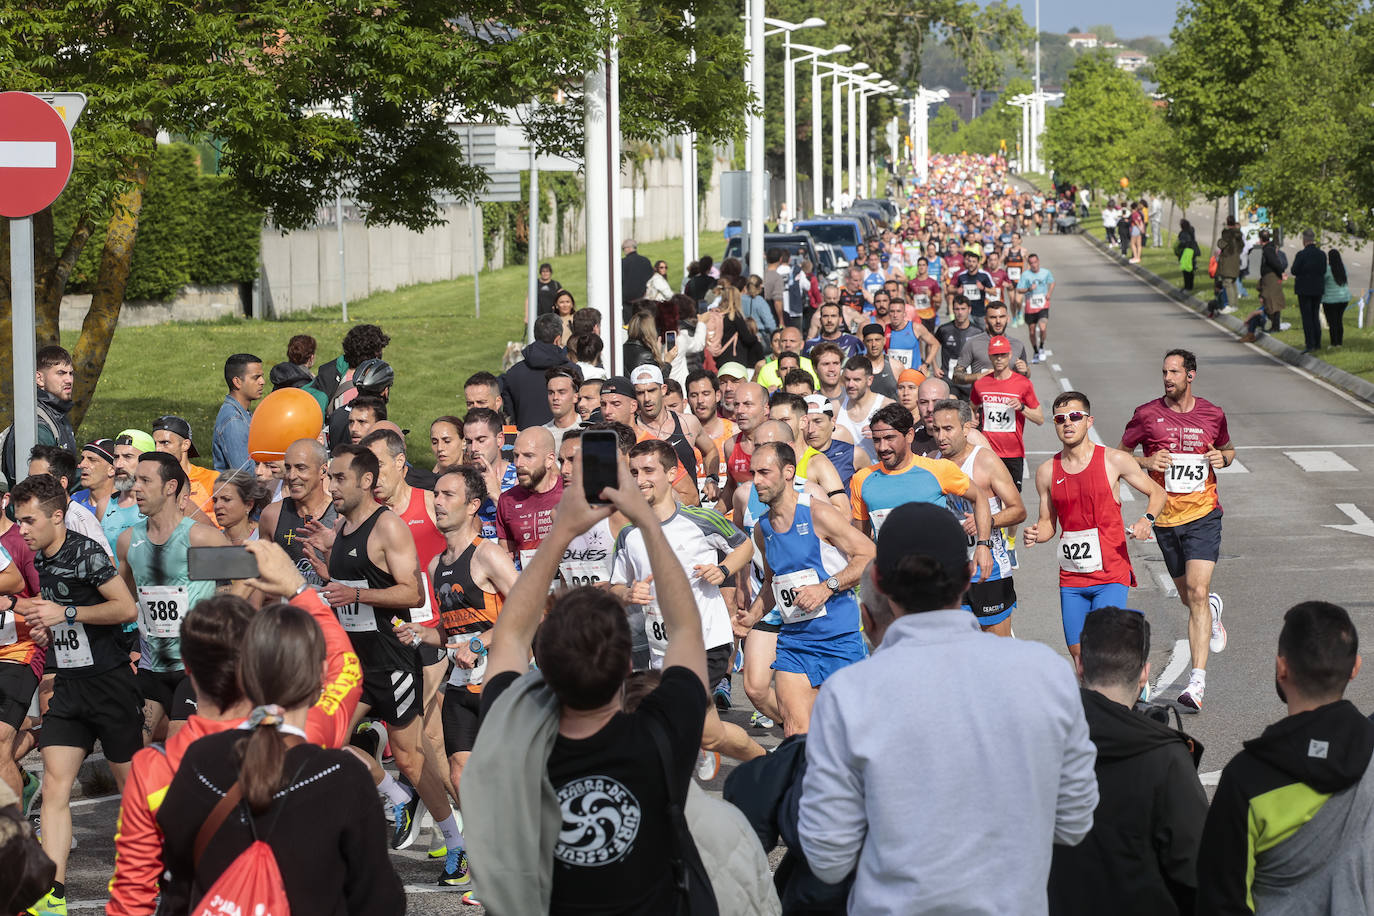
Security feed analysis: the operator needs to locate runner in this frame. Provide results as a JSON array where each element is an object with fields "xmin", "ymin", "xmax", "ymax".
[
  {"xmin": 211, "ymin": 470, "xmax": 268, "ymax": 545},
  {"xmin": 1119, "ymin": 349, "xmax": 1234, "ymax": 710},
  {"xmin": 429, "ymin": 415, "xmax": 465, "ymax": 474},
  {"xmin": 257, "ymin": 438, "xmax": 337, "ymax": 586},
  {"xmin": 767, "ymin": 392, "xmax": 849, "ymax": 511},
  {"xmin": 949, "ymin": 249, "xmax": 995, "ymax": 328},
  {"xmin": 685, "ymin": 370, "xmax": 737, "ymax": 503},
  {"xmin": 748, "ymin": 441, "xmax": 874, "ymax": 735},
  {"xmin": 315, "ymin": 445, "xmax": 457, "ymax": 865},
  {"xmin": 720, "ymin": 381, "xmax": 770, "ymax": 511},
  {"xmin": 859, "ymin": 325, "xmax": 902, "ymax": 401},
  {"xmin": 881, "ymin": 301, "xmax": 940, "ymax": 375},
  {"xmin": 934, "ymin": 297, "xmax": 981, "ymax": 396},
  {"xmin": 894, "ymin": 367, "xmax": 928, "ymax": 422},
  {"xmin": 632, "ymin": 364, "xmax": 721, "ymax": 504},
  {"xmin": 1023, "ymin": 392, "xmax": 1165, "ymax": 662},
  {"xmin": 609, "ymin": 439, "xmax": 765, "ymax": 776},
  {"xmin": 575, "ymin": 378, "xmax": 603, "ymax": 422},
  {"xmin": 150, "ymin": 416, "xmax": 217, "ymax": 518},
  {"xmin": 13, "ymin": 474, "xmax": 138, "ymax": 915},
  {"xmin": 463, "ymin": 407, "xmax": 518, "ymax": 542},
  {"xmin": 839, "ymin": 352, "xmax": 898, "ymax": 465},
  {"xmin": 0, "ymin": 534, "xmax": 31, "ymax": 800},
  {"xmin": 555, "ymin": 425, "xmax": 634, "ymax": 593},
  {"xmin": 953, "ymin": 300, "xmax": 1030, "ymax": 391},
  {"xmin": 804, "ymin": 302, "xmax": 864, "ymax": 358},
  {"xmin": 905, "ymin": 257, "xmax": 942, "ymax": 332},
  {"xmin": 929, "ymin": 398, "xmax": 1026, "ymax": 635},
  {"xmin": 810, "ymin": 342, "xmax": 847, "ymax": 402},
  {"xmin": 803, "ymin": 394, "xmax": 856, "ymax": 488},
  {"xmin": 116, "ymin": 452, "xmax": 227, "ymax": 742},
  {"xmin": 542, "ymin": 365, "xmax": 582, "ymax": 451},
  {"xmin": 394, "ymin": 465, "xmax": 518, "ymax": 889},
  {"xmin": 1016, "ymin": 253, "xmax": 1056, "ymax": 363},
  {"xmin": 971, "ymin": 334, "xmax": 1042, "ymax": 549},
  {"xmin": 71, "ymin": 440, "xmax": 141, "ymax": 561},
  {"xmin": 849, "ymin": 403, "xmax": 994, "ymax": 585},
  {"xmin": 1003, "ymin": 232, "xmax": 1027, "ymax": 326},
  {"xmin": 496, "ymin": 427, "xmax": 564, "ymax": 571}
]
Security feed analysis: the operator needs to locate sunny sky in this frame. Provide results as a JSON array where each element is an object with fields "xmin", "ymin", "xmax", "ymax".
[{"xmin": 1000, "ymin": 0, "xmax": 1183, "ymax": 39}]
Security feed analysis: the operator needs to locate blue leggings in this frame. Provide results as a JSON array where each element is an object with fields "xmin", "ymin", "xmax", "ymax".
[{"xmin": 1059, "ymin": 583, "xmax": 1131, "ymax": 647}]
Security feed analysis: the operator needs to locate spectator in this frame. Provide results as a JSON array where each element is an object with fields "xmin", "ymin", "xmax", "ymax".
[
  {"xmin": 568, "ymin": 333, "xmax": 607, "ymax": 381},
  {"xmin": 673, "ymin": 294, "xmax": 709, "ymax": 380},
  {"xmin": 313, "ymin": 323, "xmax": 389, "ymax": 413},
  {"xmin": 685, "ymin": 255, "xmax": 716, "ymax": 301},
  {"xmin": 269, "ymin": 361, "xmax": 328, "ymax": 416},
  {"xmin": 212, "ymin": 353, "xmax": 265, "ymax": 473},
  {"xmin": 1216, "ymin": 217, "xmax": 1245, "ymax": 312},
  {"xmin": 325, "ymin": 359, "xmax": 392, "ymax": 450},
  {"xmin": 1323, "ymin": 249, "xmax": 1351, "ymax": 349},
  {"xmin": 1197, "ymin": 601, "xmax": 1374, "ymax": 914},
  {"xmin": 570, "ymin": 305, "xmax": 602, "ymax": 343},
  {"xmin": 1048, "ymin": 607, "xmax": 1207, "ymax": 916},
  {"xmin": 1149, "ymin": 193, "xmax": 1164, "ymax": 247},
  {"xmin": 534, "ymin": 262, "xmax": 562, "ymax": 316},
  {"xmin": 1290, "ymin": 229, "xmax": 1328, "ymax": 353},
  {"xmin": 1, "ymin": 345, "xmax": 78, "ymax": 489},
  {"xmin": 500, "ymin": 313, "xmax": 577, "ymax": 428},
  {"xmin": 286, "ymin": 334, "xmax": 316, "ymax": 371},
  {"xmin": 646, "ymin": 259, "xmax": 674, "ymax": 301},
  {"xmin": 708, "ymin": 283, "xmax": 760, "ymax": 367},
  {"xmin": 1102, "ymin": 200, "xmax": 1119, "ymax": 246},
  {"xmin": 799, "ymin": 502, "xmax": 1097, "ymax": 914},
  {"xmin": 158, "ymin": 602, "xmax": 404, "ymax": 915},
  {"xmin": 621, "ymin": 238, "xmax": 654, "ymax": 322},
  {"xmin": 1174, "ymin": 219, "xmax": 1201, "ymax": 292},
  {"xmin": 623, "ymin": 310, "xmax": 669, "ymax": 374},
  {"xmin": 762, "ymin": 248, "xmax": 788, "ymax": 326},
  {"xmin": 741, "ymin": 274, "xmax": 778, "ymax": 339}
]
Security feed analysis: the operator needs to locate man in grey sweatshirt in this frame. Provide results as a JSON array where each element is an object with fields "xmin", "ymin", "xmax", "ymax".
[{"xmin": 799, "ymin": 502, "xmax": 1098, "ymax": 915}]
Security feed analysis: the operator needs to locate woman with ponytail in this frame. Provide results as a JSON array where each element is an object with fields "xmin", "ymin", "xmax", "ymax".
[{"xmin": 156, "ymin": 603, "xmax": 402, "ymax": 915}]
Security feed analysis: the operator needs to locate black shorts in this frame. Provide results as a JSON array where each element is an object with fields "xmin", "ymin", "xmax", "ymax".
[
  {"xmin": 1000, "ymin": 456, "xmax": 1025, "ymax": 492},
  {"xmin": 42, "ymin": 666, "xmax": 144, "ymax": 763},
  {"xmin": 419, "ymin": 643, "xmax": 445, "ymax": 668},
  {"xmin": 137, "ymin": 668, "xmax": 188, "ymax": 714},
  {"xmin": 170, "ymin": 676, "xmax": 197, "ymax": 721},
  {"xmin": 360, "ymin": 661, "xmax": 423, "ymax": 727},
  {"xmin": 441, "ymin": 686, "xmax": 483, "ymax": 756},
  {"xmin": 1027, "ymin": 308, "xmax": 1049, "ymax": 323},
  {"xmin": 706, "ymin": 643, "xmax": 732, "ymax": 688},
  {"xmin": 751, "ymin": 619, "xmax": 781, "ymax": 634},
  {"xmin": 920, "ymin": 317, "xmax": 936, "ymax": 334},
  {"xmin": 963, "ymin": 576, "xmax": 1017, "ymax": 623},
  {"xmin": 0, "ymin": 663, "xmax": 39, "ymax": 731},
  {"xmin": 1154, "ymin": 508, "xmax": 1223, "ymax": 579}
]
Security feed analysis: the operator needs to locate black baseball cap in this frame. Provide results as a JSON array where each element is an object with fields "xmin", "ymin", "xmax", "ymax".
[
  {"xmin": 862, "ymin": 323, "xmax": 885, "ymax": 338},
  {"xmin": 602, "ymin": 376, "xmax": 636, "ymax": 399},
  {"xmin": 81, "ymin": 439, "xmax": 117, "ymax": 465},
  {"xmin": 875, "ymin": 503, "xmax": 970, "ymax": 591},
  {"xmin": 152, "ymin": 415, "xmax": 199, "ymax": 458}
]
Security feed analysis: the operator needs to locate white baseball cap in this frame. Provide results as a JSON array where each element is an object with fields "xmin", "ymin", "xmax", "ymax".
[
  {"xmin": 804, "ymin": 394, "xmax": 834, "ymax": 416},
  {"xmin": 629, "ymin": 364, "xmax": 664, "ymax": 387}
]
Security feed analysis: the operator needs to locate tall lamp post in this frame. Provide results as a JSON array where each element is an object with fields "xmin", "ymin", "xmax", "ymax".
[
  {"xmin": 856, "ymin": 78, "xmax": 897, "ymax": 199},
  {"xmin": 790, "ymin": 42, "xmax": 850, "ymax": 217},
  {"xmin": 815, "ymin": 61, "xmax": 866, "ymax": 210},
  {"xmin": 761, "ymin": 17, "xmax": 825, "ymax": 227},
  {"xmin": 909, "ymin": 86, "xmax": 948, "ymax": 184}
]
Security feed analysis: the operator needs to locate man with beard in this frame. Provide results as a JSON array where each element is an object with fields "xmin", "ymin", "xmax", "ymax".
[
  {"xmin": 72, "ymin": 440, "xmax": 142, "ymax": 562},
  {"xmin": 258, "ymin": 438, "xmax": 338, "ymax": 585},
  {"xmin": 463, "ymin": 408, "xmax": 517, "ymax": 543},
  {"xmin": 496, "ymin": 427, "xmax": 563, "ymax": 571}
]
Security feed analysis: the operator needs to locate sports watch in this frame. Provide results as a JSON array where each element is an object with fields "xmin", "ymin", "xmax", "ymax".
[
  {"xmin": 825, "ymin": 576, "xmax": 840, "ymax": 593},
  {"xmin": 975, "ymin": 539, "xmax": 994, "ymax": 549},
  {"xmin": 468, "ymin": 637, "xmax": 488, "ymax": 657},
  {"xmin": 64, "ymin": 606, "xmax": 77, "ymax": 625}
]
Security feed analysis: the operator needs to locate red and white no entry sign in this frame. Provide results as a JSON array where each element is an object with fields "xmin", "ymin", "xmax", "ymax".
[{"xmin": 0, "ymin": 91, "xmax": 75, "ymax": 218}]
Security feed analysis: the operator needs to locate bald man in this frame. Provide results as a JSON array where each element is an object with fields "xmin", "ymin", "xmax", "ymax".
[
  {"xmin": 258, "ymin": 438, "xmax": 338, "ymax": 584},
  {"xmin": 913, "ymin": 376, "xmax": 989, "ymax": 458},
  {"xmin": 720, "ymin": 382, "xmax": 772, "ymax": 512},
  {"xmin": 495, "ymin": 427, "xmax": 564, "ymax": 570}
]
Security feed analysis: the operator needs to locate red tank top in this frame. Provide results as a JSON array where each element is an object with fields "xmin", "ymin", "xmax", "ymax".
[
  {"xmin": 399, "ymin": 487, "xmax": 445, "ymax": 624},
  {"xmin": 1051, "ymin": 446, "xmax": 1135, "ymax": 588},
  {"xmin": 728, "ymin": 435, "xmax": 753, "ymax": 484}
]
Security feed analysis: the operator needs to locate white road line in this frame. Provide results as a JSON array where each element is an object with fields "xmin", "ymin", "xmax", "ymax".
[
  {"xmin": 1284, "ymin": 450, "xmax": 1358, "ymax": 472},
  {"xmin": 71, "ymin": 793, "xmax": 121, "ymax": 809},
  {"xmin": 1057, "ymin": 377, "xmax": 1072, "ymax": 392},
  {"xmin": 1215, "ymin": 458, "xmax": 1249, "ymax": 474},
  {"xmin": 1152, "ymin": 638, "xmax": 1190, "ymax": 694},
  {"xmin": 0, "ymin": 140, "xmax": 57, "ymax": 168},
  {"xmin": 1051, "ymin": 363, "xmax": 1062, "ymax": 371},
  {"xmin": 1200, "ymin": 770, "xmax": 1222, "ymax": 787},
  {"xmin": 1153, "ymin": 567, "xmax": 1179, "ymax": 599}
]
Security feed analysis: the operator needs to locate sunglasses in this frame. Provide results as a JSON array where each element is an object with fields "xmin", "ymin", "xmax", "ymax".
[{"xmin": 1053, "ymin": 411, "xmax": 1088, "ymax": 425}]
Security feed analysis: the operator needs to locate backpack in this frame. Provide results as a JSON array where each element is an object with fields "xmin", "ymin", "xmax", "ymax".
[
  {"xmin": 1277, "ymin": 248, "xmax": 1289, "ymax": 272},
  {"xmin": 0, "ymin": 409, "xmax": 64, "ymax": 491},
  {"xmin": 784, "ymin": 267, "xmax": 808, "ymax": 318},
  {"xmin": 645, "ymin": 716, "xmax": 719, "ymax": 916}
]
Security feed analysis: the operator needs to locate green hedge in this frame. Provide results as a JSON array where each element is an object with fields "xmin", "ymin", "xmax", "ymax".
[{"xmin": 55, "ymin": 142, "xmax": 263, "ymax": 302}]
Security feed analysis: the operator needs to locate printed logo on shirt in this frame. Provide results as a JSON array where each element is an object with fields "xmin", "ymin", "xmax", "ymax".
[
  {"xmin": 1309, "ymin": 739, "xmax": 1329, "ymax": 759},
  {"xmin": 555, "ymin": 775, "xmax": 642, "ymax": 866}
]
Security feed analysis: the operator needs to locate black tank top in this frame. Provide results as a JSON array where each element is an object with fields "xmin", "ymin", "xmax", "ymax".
[
  {"xmin": 433, "ymin": 538, "xmax": 500, "ymax": 640},
  {"xmin": 658, "ymin": 412, "xmax": 697, "ymax": 481},
  {"xmin": 275, "ymin": 497, "xmax": 338, "ymax": 586},
  {"xmin": 327, "ymin": 507, "xmax": 410, "ymax": 670}
]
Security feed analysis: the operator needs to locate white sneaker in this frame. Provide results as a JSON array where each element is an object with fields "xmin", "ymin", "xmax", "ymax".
[
  {"xmin": 1177, "ymin": 674, "xmax": 1204, "ymax": 712},
  {"xmin": 696, "ymin": 750, "xmax": 721, "ymax": 782},
  {"xmin": 1209, "ymin": 593, "xmax": 1227, "ymax": 653},
  {"xmin": 1040, "ymin": 347, "xmax": 1053, "ymax": 356}
]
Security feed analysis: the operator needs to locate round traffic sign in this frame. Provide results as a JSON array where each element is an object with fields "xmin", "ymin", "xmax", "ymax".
[{"xmin": 0, "ymin": 91, "xmax": 75, "ymax": 218}]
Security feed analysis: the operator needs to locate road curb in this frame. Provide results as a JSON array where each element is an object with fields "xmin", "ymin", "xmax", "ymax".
[{"xmin": 1080, "ymin": 231, "xmax": 1374, "ymax": 406}]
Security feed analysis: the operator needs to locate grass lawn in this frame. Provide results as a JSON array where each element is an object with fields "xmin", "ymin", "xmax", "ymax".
[
  {"xmin": 66, "ymin": 230, "xmax": 726, "ymax": 466},
  {"xmin": 1078, "ymin": 216, "xmax": 1374, "ymax": 381}
]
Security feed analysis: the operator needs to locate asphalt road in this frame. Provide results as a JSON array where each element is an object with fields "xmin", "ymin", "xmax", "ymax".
[{"xmin": 38, "ymin": 228, "xmax": 1374, "ymax": 912}]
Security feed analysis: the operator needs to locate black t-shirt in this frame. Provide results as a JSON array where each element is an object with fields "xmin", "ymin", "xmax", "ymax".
[
  {"xmin": 935, "ymin": 320, "xmax": 980, "ymax": 389},
  {"xmin": 482, "ymin": 666, "xmax": 709, "ymax": 916},
  {"xmin": 35, "ymin": 530, "xmax": 123, "ymax": 678}
]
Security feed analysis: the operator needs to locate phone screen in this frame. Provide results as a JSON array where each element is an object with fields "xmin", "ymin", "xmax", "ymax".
[
  {"xmin": 187, "ymin": 546, "xmax": 260, "ymax": 581},
  {"xmin": 664, "ymin": 331, "xmax": 677, "ymax": 349},
  {"xmin": 581, "ymin": 431, "xmax": 619, "ymax": 505}
]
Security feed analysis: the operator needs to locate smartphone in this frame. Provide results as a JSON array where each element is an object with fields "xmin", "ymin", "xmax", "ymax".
[
  {"xmin": 188, "ymin": 546, "xmax": 259, "ymax": 581},
  {"xmin": 581, "ymin": 430, "xmax": 619, "ymax": 505},
  {"xmin": 664, "ymin": 330, "xmax": 677, "ymax": 349}
]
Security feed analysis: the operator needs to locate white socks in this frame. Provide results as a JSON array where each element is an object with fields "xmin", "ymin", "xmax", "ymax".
[
  {"xmin": 1190, "ymin": 667, "xmax": 1206, "ymax": 687},
  {"xmin": 435, "ymin": 812, "xmax": 464, "ymax": 849},
  {"xmin": 378, "ymin": 772, "xmax": 413, "ymax": 807}
]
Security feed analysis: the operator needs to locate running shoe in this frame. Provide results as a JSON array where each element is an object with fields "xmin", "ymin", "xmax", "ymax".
[
  {"xmin": 352, "ymin": 720, "xmax": 386, "ymax": 766},
  {"xmin": 460, "ymin": 891, "xmax": 482, "ymax": 906},
  {"xmin": 750, "ymin": 711, "xmax": 776, "ymax": 729},
  {"xmin": 732, "ymin": 647, "xmax": 744, "ymax": 673},
  {"xmin": 438, "ymin": 848, "xmax": 472, "ymax": 887},
  {"xmin": 428, "ymin": 842, "xmax": 448, "ymax": 859},
  {"xmin": 1177, "ymin": 675, "xmax": 1204, "ymax": 712},
  {"xmin": 1030, "ymin": 352, "xmax": 1041, "ymax": 365},
  {"xmin": 1209, "ymin": 593, "xmax": 1227, "ymax": 653},
  {"xmin": 1007, "ymin": 548, "xmax": 1019, "ymax": 571},
  {"xmin": 391, "ymin": 793, "xmax": 425, "ymax": 850},
  {"xmin": 25, "ymin": 890, "xmax": 65, "ymax": 915},
  {"xmin": 696, "ymin": 750, "xmax": 721, "ymax": 781},
  {"xmin": 21, "ymin": 769, "xmax": 40, "ymax": 817},
  {"xmin": 713, "ymin": 677, "xmax": 732, "ymax": 711},
  {"xmin": 1040, "ymin": 348, "xmax": 1052, "ymax": 356}
]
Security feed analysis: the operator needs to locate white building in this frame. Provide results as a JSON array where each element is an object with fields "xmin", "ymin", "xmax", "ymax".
[
  {"xmin": 1115, "ymin": 50, "xmax": 1149, "ymax": 72},
  {"xmin": 1066, "ymin": 33, "xmax": 1098, "ymax": 49}
]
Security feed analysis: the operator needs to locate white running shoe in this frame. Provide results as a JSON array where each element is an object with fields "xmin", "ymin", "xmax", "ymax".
[
  {"xmin": 1209, "ymin": 593, "xmax": 1227, "ymax": 653},
  {"xmin": 696, "ymin": 750, "xmax": 721, "ymax": 782},
  {"xmin": 1177, "ymin": 674, "xmax": 1204, "ymax": 712},
  {"xmin": 1040, "ymin": 347, "xmax": 1053, "ymax": 356}
]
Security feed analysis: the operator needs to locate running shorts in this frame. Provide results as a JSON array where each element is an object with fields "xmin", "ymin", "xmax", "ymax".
[
  {"xmin": 42, "ymin": 666, "xmax": 144, "ymax": 763},
  {"xmin": 773, "ymin": 631, "xmax": 867, "ymax": 688},
  {"xmin": 136, "ymin": 668, "xmax": 188, "ymax": 713},
  {"xmin": 1153, "ymin": 508, "xmax": 1222, "ymax": 579},
  {"xmin": 1000, "ymin": 456, "xmax": 1026, "ymax": 492},
  {"xmin": 963, "ymin": 576, "xmax": 1017, "ymax": 627},
  {"xmin": 1059, "ymin": 583, "xmax": 1131, "ymax": 648},
  {"xmin": 0, "ymin": 663, "xmax": 39, "ymax": 730},
  {"xmin": 360, "ymin": 659, "xmax": 423, "ymax": 727},
  {"xmin": 441, "ymin": 686, "xmax": 484, "ymax": 756},
  {"xmin": 1027, "ymin": 307, "xmax": 1049, "ymax": 323},
  {"xmin": 706, "ymin": 644, "xmax": 733, "ymax": 689}
]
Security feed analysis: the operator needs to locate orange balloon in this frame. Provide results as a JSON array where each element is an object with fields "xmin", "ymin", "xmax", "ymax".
[
  {"xmin": 248, "ymin": 388, "xmax": 323, "ymax": 461},
  {"xmin": 1120, "ymin": 177, "xmax": 1130, "ymax": 188}
]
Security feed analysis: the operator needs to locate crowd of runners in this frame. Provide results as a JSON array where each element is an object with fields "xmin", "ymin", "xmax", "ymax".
[{"xmin": 0, "ymin": 152, "xmax": 1361, "ymax": 916}]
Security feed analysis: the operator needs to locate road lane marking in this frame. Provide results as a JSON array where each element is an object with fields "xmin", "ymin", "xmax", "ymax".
[
  {"xmin": 1152, "ymin": 567, "xmax": 1179, "ymax": 599},
  {"xmin": 1057, "ymin": 377, "xmax": 1072, "ymax": 392},
  {"xmin": 1051, "ymin": 363, "xmax": 1062, "ymax": 371},
  {"xmin": 1324, "ymin": 504, "xmax": 1374, "ymax": 539},
  {"xmin": 1152, "ymin": 638, "xmax": 1190, "ymax": 694},
  {"xmin": 1215, "ymin": 458, "xmax": 1249, "ymax": 474},
  {"xmin": 1284, "ymin": 450, "xmax": 1358, "ymax": 472},
  {"xmin": 1200, "ymin": 770, "xmax": 1222, "ymax": 787}
]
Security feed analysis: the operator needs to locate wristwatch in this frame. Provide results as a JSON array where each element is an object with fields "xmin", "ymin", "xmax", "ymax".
[
  {"xmin": 716, "ymin": 564, "xmax": 731, "ymax": 581},
  {"xmin": 975, "ymin": 539, "xmax": 994, "ymax": 549},
  {"xmin": 1143, "ymin": 513, "xmax": 1156, "ymax": 524},
  {"xmin": 64, "ymin": 606, "xmax": 77, "ymax": 625},
  {"xmin": 825, "ymin": 576, "xmax": 840, "ymax": 593},
  {"xmin": 468, "ymin": 637, "xmax": 488, "ymax": 657}
]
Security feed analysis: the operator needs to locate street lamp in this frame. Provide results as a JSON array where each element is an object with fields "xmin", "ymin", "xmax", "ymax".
[
  {"xmin": 791, "ymin": 42, "xmax": 850, "ymax": 217},
  {"xmin": 762, "ymin": 17, "xmax": 826, "ymax": 228},
  {"xmin": 856, "ymin": 78, "xmax": 898, "ymax": 199},
  {"xmin": 847, "ymin": 67, "xmax": 877, "ymax": 200},
  {"xmin": 813, "ymin": 60, "xmax": 865, "ymax": 211},
  {"xmin": 908, "ymin": 87, "xmax": 948, "ymax": 184}
]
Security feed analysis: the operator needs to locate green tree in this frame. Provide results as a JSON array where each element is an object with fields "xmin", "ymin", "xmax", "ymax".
[
  {"xmin": 1042, "ymin": 54, "xmax": 1151, "ymax": 192},
  {"xmin": 929, "ymin": 76, "xmax": 1032, "ymax": 156}
]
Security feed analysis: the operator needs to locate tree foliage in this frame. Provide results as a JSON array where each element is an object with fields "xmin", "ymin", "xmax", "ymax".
[
  {"xmin": 929, "ymin": 77, "xmax": 1031, "ymax": 156},
  {"xmin": 1042, "ymin": 54, "xmax": 1152, "ymax": 192}
]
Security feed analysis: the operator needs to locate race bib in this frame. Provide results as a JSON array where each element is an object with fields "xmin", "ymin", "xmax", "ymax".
[
  {"xmin": 0, "ymin": 610, "xmax": 15, "ymax": 646},
  {"xmin": 1007, "ymin": 266, "xmax": 1022, "ymax": 281},
  {"xmin": 560, "ymin": 558, "xmax": 611, "ymax": 588},
  {"xmin": 410, "ymin": 572, "xmax": 435, "ymax": 624},
  {"xmin": 1165, "ymin": 454, "xmax": 1209, "ymax": 494},
  {"xmin": 333, "ymin": 578, "xmax": 378, "ymax": 632},
  {"xmin": 870, "ymin": 507, "xmax": 892, "ymax": 536},
  {"xmin": 962, "ymin": 283, "xmax": 980, "ymax": 299},
  {"xmin": 982, "ymin": 403, "xmax": 1016, "ymax": 434},
  {"xmin": 889, "ymin": 348, "xmax": 914, "ymax": 369},
  {"xmin": 519, "ymin": 548, "xmax": 537, "ymax": 572},
  {"xmin": 446, "ymin": 636, "xmax": 489, "ymax": 687},
  {"xmin": 913, "ymin": 294, "xmax": 931, "ymax": 311},
  {"xmin": 986, "ymin": 286, "xmax": 1003, "ymax": 301},
  {"xmin": 1028, "ymin": 293, "xmax": 1047, "ymax": 311},
  {"xmin": 53, "ymin": 622, "xmax": 94, "ymax": 669},
  {"xmin": 137, "ymin": 585, "xmax": 188, "ymax": 639},
  {"xmin": 1059, "ymin": 529, "xmax": 1104, "ymax": 574},
  {"xmin": 773, "ymin": 568, "xmax": 826, "ymax": 624},
  {"xmin": 644, "ymin": 604, "xmax": 669, "ymax": 656}
]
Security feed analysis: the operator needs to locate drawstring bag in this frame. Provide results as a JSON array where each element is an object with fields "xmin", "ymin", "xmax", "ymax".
[{"xmin": 1207, "ymin": 252, "xmax": 1219, "ymax": 278}]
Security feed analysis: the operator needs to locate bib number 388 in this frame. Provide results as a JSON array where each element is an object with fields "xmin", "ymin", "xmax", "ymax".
[{"xmin": 138, "ymin": 585, "xmax": 187, "ymax": 639}]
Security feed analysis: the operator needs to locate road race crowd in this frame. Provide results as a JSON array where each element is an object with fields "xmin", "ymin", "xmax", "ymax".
[{"xmin": 0, "ymin": 153, "xmax": 1366, "ymax": 916}]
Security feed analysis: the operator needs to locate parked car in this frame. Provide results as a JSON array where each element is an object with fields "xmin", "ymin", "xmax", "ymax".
[
  {"xmin": 857, "ymin": 198, "xmax": 899, "ymax": 223},
  {"xmin": 722, "ymin": 231, "xmax": 840, "ymax": 284},
  {"xmin": 793, "ymin": 217, "xmax": 864, "ymax": 261}
]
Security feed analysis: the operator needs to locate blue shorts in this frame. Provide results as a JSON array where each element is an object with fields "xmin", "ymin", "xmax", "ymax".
[
  {"xmin": 774, "ymin": 631, "xmax": 867, "ymax": 687},
  {"xmin": 1059, "ymin": 583, "xmax": 1131, "ymax": 647}
]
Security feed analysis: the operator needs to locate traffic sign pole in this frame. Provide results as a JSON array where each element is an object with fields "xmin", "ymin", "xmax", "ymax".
[{"xmin": 11, "ymin": 216, "xmax": 37, "ymax": 476}]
